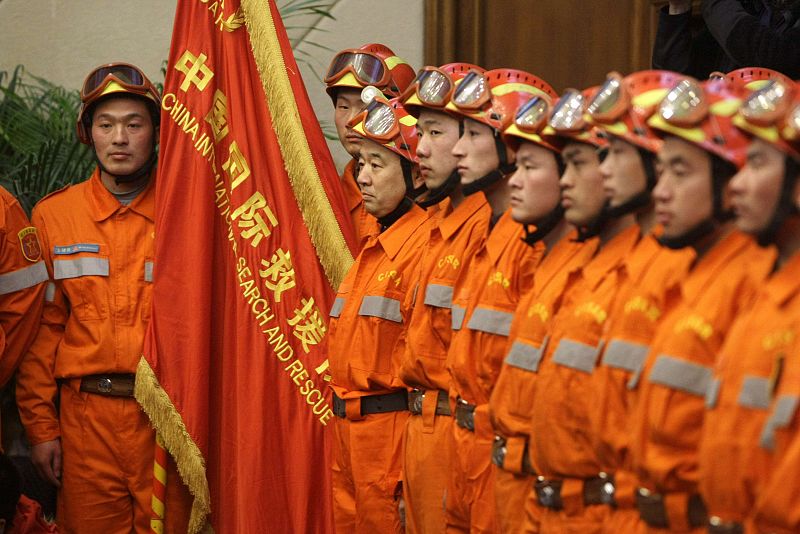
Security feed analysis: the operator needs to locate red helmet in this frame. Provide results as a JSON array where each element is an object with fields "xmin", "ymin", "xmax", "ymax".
[
  {"xmin": 726, "ymin": 67, "xmax": 794, "ymax": 92},
  {"xmin": 734, "ymin": 78, "xmax": 800, "ymax": 160},
  {"xmin": 648, "ymin": 77, "xmax": 751, "ymax": 168},
  {"xmin": 541, "ymin": 86, "xmax": 609, "ymax": 150},
  {"xmin": 348, "ymin": 95, "xmax": 418, "ymax": 162},
  {"xmin": 325, "ymin": 43, "xmax": 415, "ymax": 101},
  {"xmin": 76, "ymin": 62, "xmax": 160, "ymax": 145},
  {"xmin": 401, "ymin": 63, "xmax": 484, "ymax": 117},
  {"xmin": 586, "ymin": 70, "xmax": 687, "ymax": 153},
  {"xmin": 445, "ymin": 68, "xmax": 557, "ymax": 131}
]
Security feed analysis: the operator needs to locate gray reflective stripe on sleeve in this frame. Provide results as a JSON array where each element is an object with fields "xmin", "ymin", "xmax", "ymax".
[
  {"xmin": 144, "ymin": 261, "xmax": 154, "ymax": 283},
  {"xmin": 44, "ymin": 282, "xmax": 56, "ymax": 302},
  {"xmin": 504, "ymin": 336, "xmax": 548, "ymax": 372},
  {"xmin": 467, "ymin": 307, "xmax": 514, "ymax": 336},
  {"xmin": 738, "ymin": 376, "xmax": 771, "ymax": 410},
  {"xmin": 705, "ymin": 377, "xmax": 721, "ymax": 409},
  {"xmin": 601, "ymin": 338, "xmax": 649, "ymax": 389},
  {"xmin": 452, "ymin": 305, "xmax": 466, "ymax": 330},
  {"xmin": 53, "ymin": 257, "xmax": 109, "ymax": 279},
  {"xmin": 760, "ymin": 395, "xmax": 800, "ymax": 451},
  {"xmin": 424, "ymin": 284, "xmax": 454, "ymax": 309},
  {"xmin": 329, "ymin": 297, "xmax": 345, "ymax": 318},
  {"xmin": 0, "ymin": 261, "xmax": 48, "ymax": 295},
  {"xmin": 648, "ymin": 355, "xmax": 712, "ymax": 397},
  {"xmin": 358, "ymin": 295, "xmax": 403, "ymax": 323},
  {"xmin": 552, "ymin": 338, "xmax": 603, "ymax": 374}
]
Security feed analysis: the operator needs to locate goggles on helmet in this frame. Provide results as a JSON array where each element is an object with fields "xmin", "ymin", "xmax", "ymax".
[
  {"xmin": 549, "ymin": 89, "xmax": 587, "ymax": 133},
  {"xmin": 513, "ymin": 96, "xmax": 550, "ymax": 133},
  {"xmin": 586, "ymin": 73, "xmax": 628, "ymax": 124},
  {"xmin": 80, "ymin": 63, "xmax": 153, "ymax": 103},
  {"xmin": 739, "ymin": 79, "xmax": 794, "ymax": 127},
  {"xmin": 324, "ymin": 50, "xmax": 390, "ymax": 88},
  {"xmin": 401, "ymin": 67, "xmax": 454, "ymax": 108},
  {"xmin": 657, "ymin": 79, "xmax": 709, "ymax": 128},
  {"xmin": 356, "ymin": 97, "xmax": 402, "ymax": 143},
  {"xmin": 451, "ymin": 70, "xmax": 491, "ymax": 111}
]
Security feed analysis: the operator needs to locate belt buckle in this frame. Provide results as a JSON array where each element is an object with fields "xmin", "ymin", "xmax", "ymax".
[
  {"xmin": 491, "ymin": 436, "xmax": 507, "ymax": 468},
  {"xmin": 535, "ymin": 477, "xmax": 562, "ymax": 510},
  {"xmin": 709, "ymin": 516, "xmax": 744, "ymax": 534},
  {"xmin": 411, "ymin": 390, "xmax": 424, "ymax": 414},
  {"xmin": 596, "ymin": 472, "xmax": 616, "ymax": 506},
  {"xmin": 456, "ymin": 399, "xmax": 475, "ymax": 431},
  {"xmin": 98, "ymin": 377, "xmax": 113, "ymax": 394}
]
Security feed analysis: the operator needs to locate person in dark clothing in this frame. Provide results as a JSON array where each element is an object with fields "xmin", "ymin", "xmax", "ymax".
[{"xmin": 653, "ymin": 0, "xmax": 800, "ymax": 79}]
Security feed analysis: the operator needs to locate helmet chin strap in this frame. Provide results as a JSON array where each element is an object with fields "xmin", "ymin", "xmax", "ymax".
[
  {"xmin": 463, "ymin": 131, "xmax": 516, "ymax": 196},
  {"xmin": 96, "ymin": 151, "xmax": 158, "ymax": 185},
  {"xmin": 601, "ymin": 147, "xmax": 656, "ymax": 219},
  {"xmin": 755, "ymin": 156, "xmax": 800, "ymax": 247},
  {"xmin": 377, "ymin": 196, "xmax": 413, "ymax": 232},
  {"xmin": 523, "ymin": 205, "xmax": 564, "ymax": 245},
  {"xmin": 418, "ymin": 169, "xmax": 460, "ymax": 208}
]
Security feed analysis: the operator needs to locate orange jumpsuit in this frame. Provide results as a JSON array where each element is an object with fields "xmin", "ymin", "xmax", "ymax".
[
  {"xmin": 528, "ymin": 224, "xmax": 641, "ymax": 534},
  {"xmin": 589, "ymin": 234, "xmax": 695, "ymax": 534},
  {"xmin": 400, "ymin": 193, "xmax": 491, "ymax": 534},
  {"xmin": 752, "ymin": 320, "xmax": 800, "ymax": 534},
  {"xmin": 698, "ymin": 250, "xmax": 800, "ymax": 531},
  {"xmin": 0, "ymin": 185, "xmax": 46, "ymax": 389},
  {"xmin": 14, "ymin": 170, "xmax": 190, "ymax": 534},
  {"xmin": 631, "ymin": 230, "xmax": 774, "ymax": 534},
  {"xmin": 446, "ymin": 208, "xmax": 543, "ymax": 534},
  {"xmin": 328, "ymin": 203, "xmax": 430, "ymax": 534},
  {"xmin": 488, "ymin": 230, "xmax": 598, "ymax": 534},
  {"xmin": 341, "ymin": 159, "xmax": 379, "ymax": 252}
]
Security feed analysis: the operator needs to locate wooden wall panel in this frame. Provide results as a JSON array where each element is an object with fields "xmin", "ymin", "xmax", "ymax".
[{"xmin": 425, "ymin": 0, "xmax": 703, "ymax": 92}]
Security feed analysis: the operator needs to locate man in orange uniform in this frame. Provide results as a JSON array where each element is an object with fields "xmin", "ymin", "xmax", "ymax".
[
  {"xmin": 14, "ymin": 63, "xmax": 189, "ymax": 533},
  {"xmin": 327, "ymin": 96, "xmax": 429, "ymax": 533},
  {"xmin": 487, "ymin": 89, "xmax": 603, "ymax": 533},
  {"xmin": 0, "ymin": 186, "xmax": 46, "ymax": 390},
  {"xmin": 324, "ymin": 43, "xmax": 415, "ymax": 249},
  {"xmin": 527, "ymin": 74, "xmax": 670, "ymax": 533},
  {"xmin": 630, "ymin": 77, "xmax": 773, "ymax": 533},
  {"xmin": 697, "ymin": 77, "xmax": 800, "ymax": 533},
  {"xmin": 581, "ymin": 71, "xmax": 697, "ymax": 534},
  {"xmin": 443, "ymin": 68, "xmax": 556, "ymax": 533},
  {"xmin": 398, "ymin": 62, "xmax": 491, "ymax": 534}
]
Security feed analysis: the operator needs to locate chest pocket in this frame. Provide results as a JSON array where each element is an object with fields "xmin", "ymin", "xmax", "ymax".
[{"xmin": 53, "ymin": 243, "xmax": 110, "ymax": 321}]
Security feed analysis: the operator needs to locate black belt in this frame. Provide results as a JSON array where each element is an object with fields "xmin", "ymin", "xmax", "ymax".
[
  {"xmin": 534, "ymin": 473, "xmax": 616, "ymax": 509},
  {"xmin": 491, "ymin": 435, "xmax": 536, "ymax": 475},
  {"xmin": 454, "ymin": 399, "xmax": 475, "ymax": 431},
  {"xmin": 708, "ymin": 518, "xmax": 743, "ymax": 534},
  {"xmin": 408, "ymin": 389, "xmax": 451, "ymax": 416},
  {"xmin": 79, "ymin": 374, "xmax": 136, "ymax": 397},
  {"xmin": 332, "ymin": 390, "xmax": 408, "ymax": 419},
  {"xmin": 636, "ymin": 488, "xmax": 707, "ymax": 529}
]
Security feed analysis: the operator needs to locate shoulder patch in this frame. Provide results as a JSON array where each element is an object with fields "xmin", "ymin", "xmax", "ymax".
[{"xmin": 18, "ymin": 227, "xmax": 42, "ymax": 262}]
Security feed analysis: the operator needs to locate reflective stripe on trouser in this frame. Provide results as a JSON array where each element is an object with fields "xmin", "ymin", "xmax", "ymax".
[
  {"xmin": 332, "ymin": 410, "xmax": 407, "ymax": 534},
  {"xmin": 495, "ymin": 467, "xmax": 540, "ymax": 534},
  {"xmin": 404, "ymin": 410, "xmax": 451, "ymax": 534},
  {"xmin": 0, "ymin": 260, "xmax": 48, "ymax": 294},
  {"xmin": 58, "ymin": 381, "xmax": 191, "ymax": 534},
  {"xmin": 446, "ymin": 409, "xmax": 496, "ymax": 533},
  {"xmin": 648, "ymin": 355, "xmax": 713, "ymax": 397}
]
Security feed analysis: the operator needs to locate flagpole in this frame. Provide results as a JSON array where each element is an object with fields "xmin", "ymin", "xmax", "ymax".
[{"xmin": 150, "ymin": 433, "xmax": 168, "ymax": 534}]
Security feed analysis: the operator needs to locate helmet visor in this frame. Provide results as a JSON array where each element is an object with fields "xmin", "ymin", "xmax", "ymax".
[
  {"xmin": 514, "ymin": 96, "xmax": 549, "ymax": 132},
  {"xmin": 363, "ymin": 99, "xmax": 400, "ymax": 141},
  {"xmin": 549, "ymin": 89, "xmax": 586, "ymax": 132},
  {"xmin": 658, "ymin": 79, "xmax": 708, "ymax": 127},
  {"xmin": 740, "ymin": 79, "xmax": 792, "ymax": 127},
  {"xmin": 452, "ymin": 71, "xmax": 490, "ymax": 110},
  {"xmin": 587, "ymin": 74, "xmax": 626, "ymax": 123},
  {"xmin": 410, "ymin": 68, "xmax": 453, "ymax": 107},
  {"xmin": 325, "ymin": 51, "xmax": 388, "ymax": 87},
  {"xmin": 81, "ymin": 63, "xmax": 148, "ymax": 101}
]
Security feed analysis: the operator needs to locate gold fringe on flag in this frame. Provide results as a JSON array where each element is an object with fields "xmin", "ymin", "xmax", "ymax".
[
  {"xmin": 135, "ymin": 357, "xmax": 212, "ymax": 534},
  {"xmin": 240, "ymin": 0, "xmax": 354, "ymax": 290}
]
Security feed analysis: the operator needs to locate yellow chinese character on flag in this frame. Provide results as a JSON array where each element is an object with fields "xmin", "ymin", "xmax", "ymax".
[
  {"xmin": 231, "ymin": 192, "xmax": 278, "ymax": 248},
  {"xmin": 205, "ymin": 89, "xmax": 230, "ymax": 142},
  {"xmin": 258, "ymin": 248, "xmax": 296, "ymax": 302},
  {"xmin": 287, "ymin": 297, "xmax": 327, "ymax": 353},
  {"xmin": 222, "ymin": 141, "xmax": 251, "ymax": 191}
]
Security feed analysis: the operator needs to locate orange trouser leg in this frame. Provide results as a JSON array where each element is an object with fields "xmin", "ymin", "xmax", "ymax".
[
  {"xmin": 332, "ymin": 411, "xmax": 408, "ymax": 534},
  {"xmin": 521, "ymin": 484, "xmax": 542, "ymax": 533},
  {"xmin": 603, "ymin": 507, "xmax": 647, "ymax": 534},
  {"xmin": 58, "ymin": 382, "xmax": 180, "ymax": 534},
  {"xmin": 537, "ymin": 503, "xmax": 612, "ymax": 534},
  {"xmin": 445, "ymin": 423, "xmax": 497, "ymax": 534},
  {"xmin": 404, "ymin": 413, "xmax": 452, "ymax": 534},
  {"xmin": 494, "ymin": 467, "xmax": 539, "ymax": 533}
]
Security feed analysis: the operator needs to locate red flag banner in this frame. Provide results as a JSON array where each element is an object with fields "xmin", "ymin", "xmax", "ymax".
[{"xmin": 135, "ymin": 0, "xmax": 356, "ymax": 532}]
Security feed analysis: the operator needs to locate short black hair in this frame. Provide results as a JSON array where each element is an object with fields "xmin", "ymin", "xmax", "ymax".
[
  {"xmin": 0, "ymin": 452, "xmax": 21, "ymax": 523},
  {"xmin": 85, "ymin": 92, "xmax": 160, "ymax": 131}
]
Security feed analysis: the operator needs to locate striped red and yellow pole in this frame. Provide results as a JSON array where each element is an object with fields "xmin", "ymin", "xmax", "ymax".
[{"xmin": 150, "ymin": 433, "xmax": 168, "ymax": 534}]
